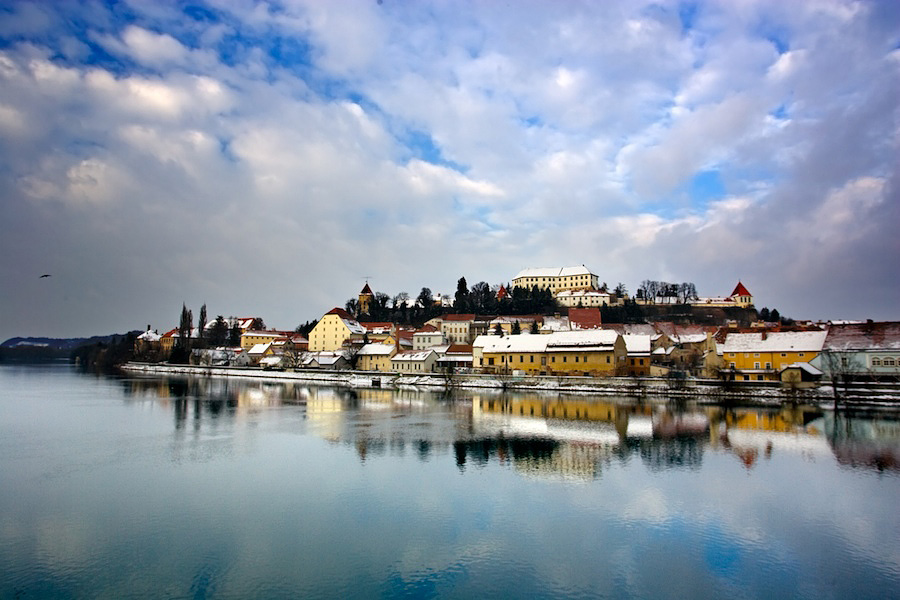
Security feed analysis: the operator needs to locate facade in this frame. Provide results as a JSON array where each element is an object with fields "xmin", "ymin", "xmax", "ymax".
[
  {"xmin": 694, "ymin": 281, "xmax": 754, "ymax": 308},
  {"xmin": 476, "ymin": 330, "xmax": 625, "ymax": 376},
  {"xmin": 412, "ymin": 326, "xmax": 447, "ymax": 350},
  {"xmin": 811, "ymin": 321, "xmax": 900, "ymax": 380},
  {"xmin": 512, "ymin": 266, "xmax": 599, "ymax": 294},
  {"xmin": 358, "ymin": 283, "xmax": 374, "ymax": 316},
  {"xmin": 622, "ymin": 335, "xmax": 652, "ymax": 377},
  {"xmin": 240, "ymin": 330, "xmax": 287, "ymax": 352},
  {"xmin": 356, "ymin": 343, "xmax": 397, "ymax": 372},
  {"xmin": 555, "ymin": 290, "xmax": 611, "ymax": 308},
  {"xmin": 718, "ymin": 330, "xmax": 827, "ymax": 381},
  {"xmin": 436, "ymin": 314, "xmax": 491, "ymax": 345},
  {"xmin": 308, "ymin": 308, "xmax": 367, "ymax": 352},
  {"xmin": 391, "ymin": 350, "xmax": 438, "ymax": 373}
]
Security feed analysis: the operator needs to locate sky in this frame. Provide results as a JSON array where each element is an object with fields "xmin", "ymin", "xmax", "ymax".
[{"xmin": 0, "ymin": 0, "xmax": 898, "ymax": 340}]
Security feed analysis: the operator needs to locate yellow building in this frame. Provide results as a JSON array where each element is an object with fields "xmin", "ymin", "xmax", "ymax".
[
  {"xmin": 477, "ymin": 330, "xmax": 626, "ymax": 376},
  {"xmin": 512, "ymin": 266, "xmax": 599, "ymax": 293},
  {"xmin": 308, "ymin": 308, "xmax": 367, "ymax": 352},
  {"xmin": 240, "ymin": 330, "xmax": 286, "ymax": 352},
  {"xmin": 356, "ymin": 343, "xmax": 397, "ymax": 372},
  {"xmin": 719, "ymin": 330, "xmax": 827, "ymax": 381}
]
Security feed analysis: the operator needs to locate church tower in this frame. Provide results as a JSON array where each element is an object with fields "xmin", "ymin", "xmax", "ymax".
[{"xmin": 358, "ymin": 282, "xmax": 374, "ymax": 316}]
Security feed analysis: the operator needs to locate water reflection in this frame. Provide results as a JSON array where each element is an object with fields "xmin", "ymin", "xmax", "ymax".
[{"xmin": 120, "ymin": 375, "xmax": 900, "ymax": 477}]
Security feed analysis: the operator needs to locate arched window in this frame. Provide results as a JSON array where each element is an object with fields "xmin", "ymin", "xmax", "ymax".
[
  {"xmin": 872, "ymin": 358, "xmax": 882, "ymax": 366},
  {"xmin": 884, "ymin": 357, "xmax": 896, "ymax": 367}
]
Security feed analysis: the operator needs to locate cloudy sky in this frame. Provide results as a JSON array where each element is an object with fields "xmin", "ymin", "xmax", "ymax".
[{"xmin": 1, "ymin": 0, "xmax": 897, "ymax": 339}]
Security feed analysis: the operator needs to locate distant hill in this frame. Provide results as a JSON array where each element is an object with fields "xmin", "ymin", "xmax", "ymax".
[{"xmin": 0, "ymin": 333, "xmax": 140, "ymax": 362}]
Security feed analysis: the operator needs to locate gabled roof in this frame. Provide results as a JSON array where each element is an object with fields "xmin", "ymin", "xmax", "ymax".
[
  {"xmin": 731, "ymin": 281, "xmax": 752, "ymax": 297},
  {"xmin": 326, "ymin": 307, "xmax": 355, "ymax": 320},
  {"xmin": 622, "ymin": 334, "xmax": 652, "ymax": 355},
  {"xmin": 823, "ymin": 321, "xmax": 900, "ymax": 351},
  {"xmin": 357, "ymin": 343, "xmax": 396, "ymax": 356},
  {"xmin": 568, "ymin": 307, "xmax": 602, "ymax": 329},
  {"xmin": 513, "ymin": 266, "xmax": 595, "ymax": 279},
  {"xmin": 443, "ymin": 313, "xmax": 476, "ymax": 322},
  {"xmin": 719, "ymin": 330, "xmax": 827, "ymax": 353}
]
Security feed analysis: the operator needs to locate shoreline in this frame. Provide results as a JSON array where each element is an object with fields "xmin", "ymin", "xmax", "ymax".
[{"xmin": 118, "ymin": 361, "xmax": 900, "ymax": 409}]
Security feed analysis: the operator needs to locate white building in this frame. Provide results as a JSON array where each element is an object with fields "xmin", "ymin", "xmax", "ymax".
[{"xmin": 512, "ymin": 266, "xmax": 599, "ymax": 293}]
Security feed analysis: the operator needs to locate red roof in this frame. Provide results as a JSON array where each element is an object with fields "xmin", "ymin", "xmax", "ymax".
[
  {"xmin": 568, "ymin": 307, "xmax": 602, "ymax": 329},
  {"xmin": 444, "ymin": 314, "xmax": 476, "ymax": 321},
  {"xmin": 360, "ymin": 283, "xmax": 374, "ymax": 295},
  {"xmin": 326, "ymin": 307, "xmax": 355, "ymax": 320},
  {"xmin": 417, "ymin": 324, "xmax": 439, "ymax": 333},
  {"xmin": 361, "ymin": 322, "xmax": 394, "ymax": 331},
  {"xmin": 497, "ymin": 285, "xmax": 508, "ymax": 300},
  {"xmin": 447, "ymin": 344, "xmax": 473, "ymax": 354},
  {"xmin": 731, "ymin": 281, "xmax": 751, "ymax": 297}
]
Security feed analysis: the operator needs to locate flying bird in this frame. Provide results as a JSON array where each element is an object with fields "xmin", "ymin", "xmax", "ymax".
[{"xmin": 39, "ymin": 274, "xmax": 51, "ymax": 278}]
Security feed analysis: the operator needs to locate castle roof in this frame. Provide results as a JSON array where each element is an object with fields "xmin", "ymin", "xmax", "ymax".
[
  {"xmin": 731, "ymin": 281, "xmax": 751, "ymax": 297},
  {"xmin": 360, "ymin": 283, "xmax": 374, "ymax": 295}
]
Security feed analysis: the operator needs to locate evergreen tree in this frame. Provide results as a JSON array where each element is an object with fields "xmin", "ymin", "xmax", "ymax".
[
  {"xmin": 454, "ymin": 277, "xmax": 469, "ymax": 313},
  {"xmin": 198, "ymin": 304, "xmax": 207, "ymax": 341},
  {"xmin": 210, "ymin": 315, "xmax": 228, "ymax": 346},
  {"xmin": 512, "ymin": 320, "xmax": 521, "ymax": 335},
  {"xmin": 530, "ymin": 321, "xmax": 540, "ymax": 334}
]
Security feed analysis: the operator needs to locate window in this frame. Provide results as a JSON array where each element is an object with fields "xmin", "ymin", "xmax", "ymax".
[
  {"xmin": 607, "ymin": 356, "xmax": 610, "ymax": 363},
  {"xmin": 754, "ymin": 362, "xmax": 760, "ymax": 369},
  {"xmin": 885, "ymin": 358, "xmax": 896, "ymax": 366},
  {"xmin": 563, "ymin": 356, "xmax": 567, "ymax": 363},
  {"xmin": 488, "ymin": 358, "xmax": 494, "ymax": 366},
  {"xmin": 757, "ymin": 375, "xmax": 764, "ymax": 381},
  {"xmin": 575, "ymin": 356, "xmax": 579, "ymax": 363},
  {"xmin": 798, "ymin": 353, "xmax": 805, "ymax": 358},
  {"xmin": 754, "ymin": 353, "xmax": 760, "ymax": 358},
  {"xmin": 872, "ymin": 358, "xmax": 882, "ymax": 366},
  {"xmin": 519, "ymin": 356, "xmax": 524, "ymax": 363},
  {"xmin": 765, "ymin": 362, "xmax": 771, "ymax": 369},
  {"xmin": 530, "ymin": 355, "xmax": 534, "ymax": 363},
  {"xmin": 551, "ymin": 356, "xmax": 555, "ymax": 363}
]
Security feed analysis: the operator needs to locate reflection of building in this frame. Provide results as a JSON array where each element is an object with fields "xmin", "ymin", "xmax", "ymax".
[{"xmin": 706, "ymin": 406, "xmax": 830, "ymax": 469}]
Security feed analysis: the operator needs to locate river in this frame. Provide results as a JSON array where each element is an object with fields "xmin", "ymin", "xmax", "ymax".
[{"xmin": 1, "ymin": 363, "xmax": 898, "ymax": 599}]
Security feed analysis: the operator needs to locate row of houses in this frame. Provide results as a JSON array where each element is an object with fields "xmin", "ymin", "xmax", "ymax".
[{"xmin": 139, "ymin": 305, "xmax": 899, "ymax": 384}]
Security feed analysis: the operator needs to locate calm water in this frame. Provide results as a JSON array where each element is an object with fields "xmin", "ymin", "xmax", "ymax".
[{"xmin": 1, "ymin": 364, "xmax": 899, "ymax": 599}]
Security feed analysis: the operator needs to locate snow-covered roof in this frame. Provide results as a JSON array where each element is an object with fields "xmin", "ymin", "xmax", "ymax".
[
  {"xmin": 622, "ymin": 334, "xmax": 651, "ymax": 355},
  {"xmin": 392, "ymin": 350, "xmax": 436, "ymax": 362},
  {"xmin": 478, "ymin": 330, "xmax": 620, "ymax": 354},
  {"xmin": 673, "ymin": 333, "xmax": 708, "ymax": 344},
  {"xmin": 823, "ymin": 322, "xmax": 900, "ymax": 351},
  {"xmin": 478, "ymin": 334, "xmax": 550, "ymax": 354},
  {"xmin": 259, "ymin": 356, "xmax": 282, "ymax": 367},
  {"xmin": 781, "ymin": 362, "xmax": 822, "ymax": 376},
  {"xmin": 556, "ymin": 290, "xmax": 609, "ymax": 298},
  {"xmin": 513, "ymin": 266, "xmax": 594, "ymax": 279},
  {"xmin": 356, "ymin": 343, "xmax": 396, "ymax": 356},
  {"xmin": 138, "ymin": 330, "xmax": 160, "ymax": 342},
  {"xmin": 248, "ymin": 343, "xmax": 271, "ymax": 355},
  {"xmin": 302, "ymin": 351, "xmax": 346, "ymax": 366},
  {"xmin": 720, "ymin": 331, "xmax": 827, "ymax": 353}
]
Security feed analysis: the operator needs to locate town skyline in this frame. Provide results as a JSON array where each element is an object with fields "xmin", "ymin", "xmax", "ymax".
[{"xmin": 1, "ymin": 1, "xmax": 897, "ymax": 342}]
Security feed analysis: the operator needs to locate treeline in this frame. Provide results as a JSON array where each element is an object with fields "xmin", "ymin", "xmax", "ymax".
[
  {"xmin": 70, "ymin": 332, "xmax": 139, "ymax": 371},
  {"xmin": 346, "ymin": 277, "xmax": 559, "ymax": 325},
  {"xmin": 636, "ymin": 280, "xmax": 698, "ymax": 303},
  {"xmin": 166, "ymin": 304, "xmax": 260, "ymax": 364}
]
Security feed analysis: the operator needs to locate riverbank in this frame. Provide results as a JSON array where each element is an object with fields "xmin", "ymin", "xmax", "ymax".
[{"xmin": 119, "ymin": 361, "xmax": 900, "ymax": 408}]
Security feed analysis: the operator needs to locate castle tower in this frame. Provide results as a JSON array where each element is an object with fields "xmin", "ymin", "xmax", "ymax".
[
  {"xmin": 359, "ymin": 282, "xmax": 374, "ymax": 316},
  {"xmin": 730, "ymin": 281, "xmax": 753, "ymax": 307}
]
